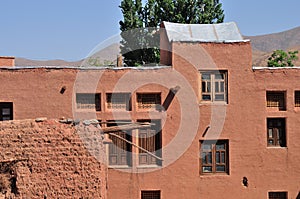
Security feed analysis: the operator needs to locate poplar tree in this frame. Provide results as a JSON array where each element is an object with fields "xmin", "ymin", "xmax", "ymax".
[{"xmin": 119, "ymin": 0, "xmax": 225, "ymax": 66}]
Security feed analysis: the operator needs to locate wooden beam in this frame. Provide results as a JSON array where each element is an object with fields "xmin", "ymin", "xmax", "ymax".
[{"xmin": 101, "ymin": 122, "xmax": 154, "ymax": 133}]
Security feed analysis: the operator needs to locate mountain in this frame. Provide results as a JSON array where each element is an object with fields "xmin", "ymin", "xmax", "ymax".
[
  {"xmin": 245, "ymin": 26, "xmax": 300, "ymax": 52},
  {"xmin": 245, "ymin": 26, "xmax": 300, "ymax": 66},
  {"xmin": 15, "ymin": 43, "xmax": 120, "ymax": 67},
  {"xmin": 15, "ymin": 58, "xmax": 83, "ymax": 67}
]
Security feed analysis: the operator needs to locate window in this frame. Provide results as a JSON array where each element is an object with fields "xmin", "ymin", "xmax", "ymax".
[
  {"xmin": 266, "ymin": 91, "xmax": 286, "ymax": 110},
  {"xmin": 108, "ymin": 121, "xmax": 132, "ymax": 166},
  {"xmin": 201, "ymin": 71, "xmax": 227, "ymax": 102},
  {"xmin": 200, "ymin": 140, "xmax": 229, "ymax": 174},
  {"xmin": 138, "ymin": 120, "xmax": 162, "ymax": 166},
  {"xmin": 267, "ymin": 118, "xmax": 286, "ymax": 147},
  {"xmin": 268, "ymin": 192, "xmax": 287, "ymax": 199},
  {"xmin": 295, "ymin": 91, "xmax": 300, "ymax": 107},
  {"xmin": 137, "ymin": 93, "xmax": 161, "ymax": 110},
  {"xmin": 76, "ymin": 93, "xmax": 101, "ymax": 111},
  {"xmin": 106, "ymin": 93, "xmax": 131, "ymax": 111},
  {"xmin": 0, "ymin": 102, "xmax": 13, "ymax": 121},
  {"xmin": 141, "ymin": 190, "xmax": 161, "ymax": 199}
]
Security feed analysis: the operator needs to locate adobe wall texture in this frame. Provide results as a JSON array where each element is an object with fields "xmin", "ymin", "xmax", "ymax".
[
  {"xmin": 0, "ymin": 57, "xmax": 14, "ymax": 67},
  {"xmin": 0, "ymin": 119, "xmax": 106, "ymax": 198},
  {"xmin": 1, "ymin": 39, "xmax": 300, "ymax": 198},
  {"xmin": 108, "ymin": 42, "xmax": 300, "ymax": 199}
]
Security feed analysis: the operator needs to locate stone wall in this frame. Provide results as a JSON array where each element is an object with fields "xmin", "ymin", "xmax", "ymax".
[{"xmin": 0, "ymin": 119, "xmax": 106, "ymax": 199}]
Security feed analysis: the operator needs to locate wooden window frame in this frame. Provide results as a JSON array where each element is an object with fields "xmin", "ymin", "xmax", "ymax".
[
  {"xmin": 107, "ymin": 120, "xmax": 132, "ymax": 166},
  {"xmin": 76, "ymin": 93, "xmax": 101, "ymax": 111},
  {"xmin": 0, "ymin": 102, "xmax": 13, "ymax": 121},
  {"xmin": 138, "ymin": 120, "xmax": 162, "ymax": 166},
  {"xmin": 267, "ymin": 118, "xmax": 286, "ymax": 147},
  {"xmin": 268, "ymin": 191, "xmax": 287, "ymax": 199},
  {"xmin": 137, "ymin": 93, "xmax": 161, "ymax": 110},
  {"xmin": 295, "ymin": 91, "xmax": 300, "ymax": 107},
  {"xmin": 200, "ymin": 71, "xmax": 227, "ymax": 103},
  {"xmin": 200, "ymin": 140, "xmax": 229, "ymax": 174},
  {"xmin": 266, "ymin": 91, "xmax": 286, "ymax": 111},
  {"xmin": 141, "ymin": 190, "xmax": 161, "ymax": 199},
  {"xmin": 106, "ymin": 93, "xmax": 131, "ymax": 111}
]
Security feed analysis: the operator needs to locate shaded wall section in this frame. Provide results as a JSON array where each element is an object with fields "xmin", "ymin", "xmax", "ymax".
[{"xmin": 0, "ymin": 119, "xmax": 106, "ymax": 198}]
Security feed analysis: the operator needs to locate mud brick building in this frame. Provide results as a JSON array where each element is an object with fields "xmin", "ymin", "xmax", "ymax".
[{"xmin": 0, "ymin": 21, "xmax": 300, "ymax": 198}]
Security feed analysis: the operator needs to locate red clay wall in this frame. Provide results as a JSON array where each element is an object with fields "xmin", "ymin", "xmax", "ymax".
[
  {"xmin": 1, "ymin": 46, "xmax": 300, "ymax": 198},
  {"xmin": 0, "ymin": 57, "xmax": 14, "ymax": 67},
  {"xmin": 0, "ymin": 119, "xmax": 107, "ymax": 198},
  {"xmin": 107, "ymin": 42, "xmax": 300, "ymax": 198}
]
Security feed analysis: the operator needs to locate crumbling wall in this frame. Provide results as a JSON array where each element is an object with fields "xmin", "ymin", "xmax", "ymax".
[{"xmin": 0, "ymin": 119, "xmax": 106, "ymax": 199}]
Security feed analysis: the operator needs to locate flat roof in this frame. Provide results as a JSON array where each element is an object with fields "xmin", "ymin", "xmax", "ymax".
[
  {"xmin": 253, "ymin": 66, "xmax": 300, "ymax": 70},
  {"xmin": 0, "ymin": 65, "xmax": 172, "ymax": 70},
  {"xmin": 163, "ymin": 21, "xmax": 249, "ymax": 43}
]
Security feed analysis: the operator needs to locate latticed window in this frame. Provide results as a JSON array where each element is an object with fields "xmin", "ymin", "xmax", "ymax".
[
  {"xmin": 108, "ymin": 121, "xmax": 132, "ymax": 166},
  {"xmin": 141, "ymin": 190, "xmax": 161, "ymax": 199},
  {"xmin": 266, "ymin": 91, "xmax": 286, "ymax": 110},
  {"xmin": 268, "ymin": 192, "xmax": 287, "ymax": 199},
  {"xmin": 137, "ymin": 93, "xmax": 161, "ymax": 110},
  {"xmin": 267, "ymin": 118, "xmax": 286, "ymax": 147},
  {"xmin": 138, "ymin": 120, "xmax": 162, "ymax": 166},
  {"xmin": 295, "ymin": 91, "xmax": 300, "ymax": 107},
  {"xmin": 201, "ymin": 71, "xmax": 227, "ymax": 102},
  {"xmin": 106, "ymin": 93, "xmax": 131, "ymax": 111},
  {"xmin": 200, "ymin": 140, "xmax": 229, "ymax": 174},
  {"xmin": 76, "ymin": 93, "xmax": 101, "ymax": 111},
  {"xmin": 0, "ymin": 102, "xmax": 13, "ymax": 121}
]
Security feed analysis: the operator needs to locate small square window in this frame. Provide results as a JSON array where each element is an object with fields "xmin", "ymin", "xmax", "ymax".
[
  {"xmin": 200, "ymin": 140, "xmax": 229, "ymax": 174},
  {"xmin": 295, "ymin": 91, "xmax": 300, "ymax": 107},
  {"xmin": 267, "ymin": 118, "xmax": 286, "ymax": 147},
  {"xmin": 266, "ymin": 91, "xmax": 286, "ymax": 111},
  {"xmin": 0, "ymin": 102, "xmax": 13, "ymax": 121},
  {"xmin": 200, "ymin": 71, "xmax": 227, "ymax": 102},
  {"xmin": 76, "ymin": 93, "xmax": 101, "ymax": 111},
  {"xmin": 141, "ymin": 190, "xmax": 160, "ymax": 199},
  {"xmin": 106, "ymin": 93, "xmax": 131, "ymax": 111},
  {"xmin": 137, "ymin": 93, "xmax": 161, "ymax": 110},
  {"xmin": 268, "ymin": 191, "xmax": 287, "ymax": 199}
]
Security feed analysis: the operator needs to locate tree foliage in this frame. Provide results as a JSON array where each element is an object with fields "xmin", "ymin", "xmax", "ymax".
[
  {"xmin": 267, "ymin": 50, "xmax": 299, "ymax": 67},
  {"xmin": 119, "ymin": 0, "xmax": 225, "ymax": 66}
]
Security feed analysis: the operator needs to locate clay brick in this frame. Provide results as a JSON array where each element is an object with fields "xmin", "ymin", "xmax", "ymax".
[{"xmin": 0, "ymin": 120, "xmax": 107, "ymax": 198}]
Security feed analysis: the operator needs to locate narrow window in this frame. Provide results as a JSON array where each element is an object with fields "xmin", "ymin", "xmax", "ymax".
[
  {"xmin": 106, "ymin": 93, "xmax": 131, "ymax": 111},
  {"xmin": 268, "ymin": 191, "xmax": 287, "ymax": 199},
  {"xmin": 0, "ymin": 102, "xmax": 13, "ymax": 121},
  {"xmin": 137, "ymin": 93, "xmax": 161, "ymax": 110},
  {"xmin": 267, "ymin": 118, "xmax": 286, "ymax": 147},
  {"xmin": 138, "ymin": 120, "xmax": 162, "ymax": 166},
  {"xmin": 295, "ymin": 91, "xmax": 300, "ymax": 107},
  {"xmin": 200, "ymin": 140, "xmax": 229, "ymax": 174},
  {"xmin": 76, "ymin": 93, "xmax": 101, "ymax": 111},
  {"xmin": 141, "ymin": 190, "xmax": 161, "ymax": 199},
  {"xmin": 201, "ymin": 71, "xmax": 227, "ymax": 102},
  {"xmin": 108, "ymin": 121, "xmax": 132, "ymax": 166},
  {"xmin": 266, "ymin": 91, "xmax": 286, "ymax": 110}
]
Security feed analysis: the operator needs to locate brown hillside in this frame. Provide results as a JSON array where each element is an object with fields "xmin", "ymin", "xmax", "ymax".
[
  {"xmin": 16, "ymin": 43, "xmax": 120, "ymax": 67},
  {"xmin": 246, "ymin": 26, "xmax": 300, "ymax": 52},
  {"xmin": 252, "ymin": 46, "xmax": 300, "ymax": 67}
]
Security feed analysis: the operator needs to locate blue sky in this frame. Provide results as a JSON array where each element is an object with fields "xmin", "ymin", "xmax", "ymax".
[{"xmin": 0, "ymin": 0, "xmax": 299, "ymax": 61}]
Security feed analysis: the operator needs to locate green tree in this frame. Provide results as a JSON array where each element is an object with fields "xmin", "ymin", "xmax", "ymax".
[
  {"xmin": 267, "ymin": 50, "xmax": 299, "ymax": 67},
  {"xmin": 119, "ymin": 0, "xmax": 225, "ymax": 66}
]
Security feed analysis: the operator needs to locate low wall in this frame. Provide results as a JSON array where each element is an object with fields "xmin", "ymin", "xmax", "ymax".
[{"xmin": 0, "ymin": 119, "xmax": 106, "ymax": 199}]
